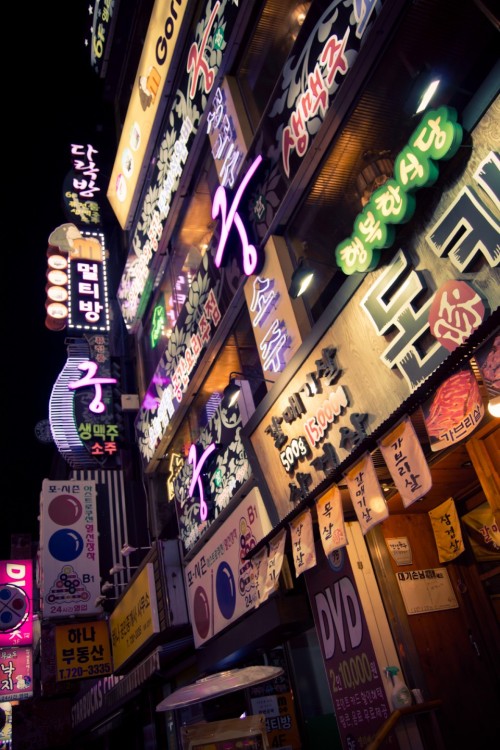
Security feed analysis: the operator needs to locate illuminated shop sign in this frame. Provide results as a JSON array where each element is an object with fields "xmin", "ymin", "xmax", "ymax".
[
  {"xmin": 249, "ymin": 0, "xmax": 383, "ymax": 243},
  {"xmin": 184, "ymin": 487, "xmax": 271, "ymax": 647},
  {"xmin": 107, "ymin": 0, "xmax": 189, "ymax": 229},
  {"xmin": 136, "ymin": 253, "xmax": 229, "ymax": 468},
  {"xmin": 90, "ymin": 0, "xmax": 115, "ymax": 75},
  {"xmin": 117, "ymin": 0, "xmax": 241, "ymax": 331},
  {"xmin": 0, "ymin": 646, "xmax": 33, "ymax": 702},
  {"xmin": 39, "ymin": 479, "xmax": 101, "ymax": 619},
  {"xmin": 174, "ymin": 399, "xmax": 252, "ymax": 554},
  {"xmin": 62, "ymin": 143, "xmax": 104, "ymax": 226},
  {"xmin": 207, "ymin": 76, "xmax": 252, "ymax": 188},
  {"xmin": 212, "ymin": 154, "xmax": 264, "ymax": 275},
  {"xmin": 244, "ymin": 236, "xmax": 307, "ymax": 377},
  {"xmin": 49, "ymin": 336, "xmax": 121, "ymax": 468},
  {"xmin": 335, "ymin": 107, "xmax": 463, "ymax": 274},
  {"xmin": 109, "ymin": 564, "xmax": 160, "ymax": 672},
  {"xmin": 248, "ymin": 117, "xmax": 499, "ymax": 524},
  {"xmin": 0, "ymin": 561, "xmax": 33, "ymax": 647},
  {"xmin": 55, "ymin": 620, "xmax": 112, "ymax": 682},
  {"xmin": 45, "ymin": 223, "xmax": 110, "ymax": 333}
]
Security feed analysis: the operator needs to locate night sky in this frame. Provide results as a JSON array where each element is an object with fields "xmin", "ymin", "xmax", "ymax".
[{"xmin": 3, "ymin": 2, "xmax": 116, "ymax": 558}]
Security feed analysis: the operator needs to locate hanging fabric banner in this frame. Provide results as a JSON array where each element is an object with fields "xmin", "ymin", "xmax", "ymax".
[
  {"xmin": 252, "ymin": 546, "xmax": 270, "ymax": 609},
  {"xmin": 378, "ymin": 416, "xmax": 432, "ymax": 508},
  {"xmin": 316, "ymin": 485, "xmax": 348, "ymax": 556},
  {"xmin": 289, "ymin": 509, "xmax": 316, "ymax": 577},
  {"xmin": 462, "ymin": 502, "xmax": 500, "ymax": 562},
  {"xmin": 345, "ymin": 453, "xmax": 389, "ymax": 535},
  {"xmin": 428, "ymin": 497, "xmax": 464, "ymax": 562},
  {"xmin": 421, "ymin": 363, "xmax": 484, "ymax": 452},
  {"xmin": 256, "ymin": 528, "xmax": 287, "ymax": 606}
]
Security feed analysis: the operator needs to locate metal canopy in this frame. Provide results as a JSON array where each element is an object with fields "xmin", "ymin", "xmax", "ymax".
[{"xmin": 156, "ymin": 665, "xmax": 284, "ymax": 710}]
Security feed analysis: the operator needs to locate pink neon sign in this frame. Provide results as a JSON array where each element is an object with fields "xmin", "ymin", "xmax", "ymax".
[
  {"xmin": 68, "ymin": 361, "xmax": 117, "ymax": 414},
  {"xmin": 212, "ymin": 154, "xmax": 263, "ymax": 276},
  {"xmin": 188, "ymin": 442, "xmax": 217, "ymax": 521},
  {"xmin": 0, "ymin": 560, "xmax": 33, "ymax": 647}
]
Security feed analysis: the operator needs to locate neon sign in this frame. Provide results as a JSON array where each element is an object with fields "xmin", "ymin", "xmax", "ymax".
[
  {"xmin": 188, "ymin": 442, "xmax": 217, "ymax": 521},
  {"xmin": 68, "ymin": 361, "xmax": 117, "ymax": 414},
  {"xmin": 335, "ymin": 107, "xmax": 463, "ymax": 274},
  {"xmin": 212, "ymin": 154, "xmax": 263, "ymax": 275}
]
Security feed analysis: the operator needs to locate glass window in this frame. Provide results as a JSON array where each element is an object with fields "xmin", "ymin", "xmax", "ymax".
[{"xmin": 237, "ymin": 1, "xmax": 313, "ymax": 130}]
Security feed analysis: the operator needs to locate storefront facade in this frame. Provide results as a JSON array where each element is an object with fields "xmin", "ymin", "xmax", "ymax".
[{"xmin": 68, "ymin": 0, "xmax": 499, "ymax": 748}]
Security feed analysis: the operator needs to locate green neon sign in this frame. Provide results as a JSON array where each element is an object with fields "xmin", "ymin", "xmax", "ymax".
[
  {"xmin": 335, "ymin": 106, "xmax": 463, "ymax": 274},
  {"xmin": 150, "ymin": 305, "xmax": 166, "ymax": 348}
]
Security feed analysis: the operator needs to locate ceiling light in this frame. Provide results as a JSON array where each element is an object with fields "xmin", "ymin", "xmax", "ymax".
[{"xmin": 488, "ymin": 396, "xmax": 500, "ymax": 418}]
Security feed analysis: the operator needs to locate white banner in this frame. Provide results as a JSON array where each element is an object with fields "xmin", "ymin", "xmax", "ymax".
[
  {"xmin": 345, "ymin": 454, "xmax": 389, "ymax": 534},
  {"xmin": 289, "ymin": 509, "xmax": 316, "ymax": 577},
  {"xmin": 378, "ymin": 416, "xmax": 432, "ymax": 507},
  {"xmin": 40, "ymin": 479, "xmax": 101, "ymax": 618},
  {"xmin": 316, "ymin": 485, "xmax": 348, "ymax": 556}
]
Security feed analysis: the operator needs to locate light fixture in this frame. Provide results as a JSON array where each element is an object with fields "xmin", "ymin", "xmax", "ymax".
[
  {"xmin": 288, "ymin": 255, "xmax": 337, "ymax": 299},
  {"xmin": 416, "ymin": 78, "xmax": 441, "ymax": 114},
  {"xmin": 488, "ymin": 396, "xmax": 500, "ymax": 418},
  {"xmin": 121, "ymin": 543, "xmax": 152, "ymax": 558},
  {"xmin": 94, "ymin": 595, "xmax": 108, "ymax": 607},
  {"xmin": 222, "ymin": 371, "xmax": 274, "ymax": 409}
]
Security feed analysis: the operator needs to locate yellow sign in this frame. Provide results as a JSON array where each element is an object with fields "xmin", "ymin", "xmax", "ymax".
[
  {"xmin": 55, "ymin": 620, "xmax": 112, "ymax": 681},
  {"xmin": 109, "ymin": 563, "xmax": 160, "ymax": 671},
  {"xmin": 107, "ymin": 0, "xmax": 188, "ymax": 228}
]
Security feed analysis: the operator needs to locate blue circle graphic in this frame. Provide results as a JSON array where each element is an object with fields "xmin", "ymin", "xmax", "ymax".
[
  {"xmin": 216, "ymin": 561, "xmax": 236, "ymax": 620},
  {"xmin": 48, "ymin": 529, "xmax": 84, "ymax": 561}
]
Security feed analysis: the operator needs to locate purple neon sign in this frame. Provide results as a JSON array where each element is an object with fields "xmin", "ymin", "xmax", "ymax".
[
  {"xmin": 212, "ymin": 154, "xmax": 263, "ymax": 276},
  {"xmin": 68, "ymin": 361, "xmax": 117, "ymax": 414},
  {"xmin": 188, "ymin": 442, "xmax": 217, "ymax": 521}
]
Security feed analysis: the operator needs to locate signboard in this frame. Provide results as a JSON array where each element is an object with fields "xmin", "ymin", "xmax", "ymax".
[
  {"xmin": 173, "ymin": 400, "xmax": 252, "ymax": 555},
  {"xmin": 49, "ymin": 336, "xmax": 121, "ymax": 469},
  {"xmin": 45, "ymin": 223, "xmax": 111, "ymax": 333},
  {"xmin": 39, "ymin": 479, "xmax": 101, "ymax": 618},
  {"xmin": 304, "ymin": 545, "xmax": 392, "ymax": 749},
  {"xmin": 0, "ymin": 646, "xmax": 33, "ymax": 702},
  {"xmin": 250, "ymin": 0, "xmax": 383, "ymax": 243},
  {"xmin": 184, "ymin": 488, "xmax": 272, "ymax": 647},
  {"xmin": 248, "ymin": 111, "xmax": 499, "ymax": 524},
  {"xmin": 55, "ymin": 620, "xmax": 113, "ymax": 682},
  {"xmin": 396, "ymin": 568, "xmax": 459, "ymax": 615},
  {"xmin": 109, "ymin": 564, "xmax": 160, "ymax": 672},
  {"xmin": 117, "ymin": 0, "xmax": 242, "ymax": 330},
  {"xmin": 62, "ymin": 142, "xmax": 105, "ymax": 227},
  {"xmin": 107, "ymin": 0, "xmax": 189, "ymax": 229},
  {"xmin": 135, "ymin": 251, "xmax": 242, "ymax": 471},
  {"xmin": 244, "ymin": 235, "xmax": 308, "ymax": 378},
  {"xmin": 0, "ymin": 560, "xmax": 33, "ymax": 647}
]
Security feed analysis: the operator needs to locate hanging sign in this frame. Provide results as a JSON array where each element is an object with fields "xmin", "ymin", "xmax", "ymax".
[
  {"xmin": 428, "ymin": 497, "xmax": 464, "ymax": 563},
  {"xmin": 39, "ymin": 480, "xmax": 101, "ymax": 618},
  {"xmin": 289, "ymin": 508, "xmax": 316, "ymax": 577},
  {"xmin": 422, "ymin": 363, "xmax": 484, "ymax": 452},
  {"xmin": 0, "ymin": 646, "xmax": 33, "ymax": 702},
  {"xmin": 55, "ymin": 620, "xmax": 113, "ymax": 682},
  {"xmin": 316, "ymin": 485, "xmax": 348, "ymax": 556},
  {"xmin": 378, "ymin": 416, "xmax": 432, "ymax": 507},
  {"xmin": 345, "ymin": 453, "xmax": 388, "ymax": 534}
]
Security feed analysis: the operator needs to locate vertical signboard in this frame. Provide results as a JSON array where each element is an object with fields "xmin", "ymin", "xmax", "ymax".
[
  {"xmin": 40, "ymin": 479, "xmax": 101, "ymax": 618},
  {"xmin": 184, "ymin": 488, "xmax": 272, "ymax": 647},
  {"xmin": 0, "ymin": 646, "xmax": 33, "ymax": 702},
  {"xmin": 0, "ymin": 560, "xmax": 33, "ymax": 647},
  {"xmin": 304, "ymin": 542, "xmax": 393, "ymax": 749},
  {"xmin": 55, "ymin": 620, "xmax": 113, "ymax": 682}
]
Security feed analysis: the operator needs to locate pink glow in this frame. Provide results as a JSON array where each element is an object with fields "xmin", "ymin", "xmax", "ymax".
[
  {"xmin": 188, "ymin": 442, "xmax": 217, "ymax": 521},
  {"xmin": 212, "ymin": 154, "xmax": 263, "ymax": 275},
  {"xmin": 68, "ymin": 361, "xmax": 117, "ymax": 414}
]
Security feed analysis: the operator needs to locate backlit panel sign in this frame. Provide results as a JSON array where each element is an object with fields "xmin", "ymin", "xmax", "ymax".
[
  {"xmin": 55, "ymin": 620, "xmax": 113, "ymax": 682},
  {"xmin": 0, "ymin": 646, "xmax": 33, "ymax": 702},
  {"xmin": 184, "ymin": 488, "xmax": 272, "ymax": 647},
  {"xmin": 39, "ymin": 479, "xmax": 101, "ymax": 619},
  {"xmin": 117, "ymin": 0, "xmax": 242, "ymax": 331},
  {"xmin": 109, "ymin": 563, "xmax": 160, "ymax": 672},
  {"xmin": 0, "ymin": 561, "xmax": 33, "ymax": 647},
  {"xmin": 107, "ymin": 0, "xmax": 189, "ymax": 229}
]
